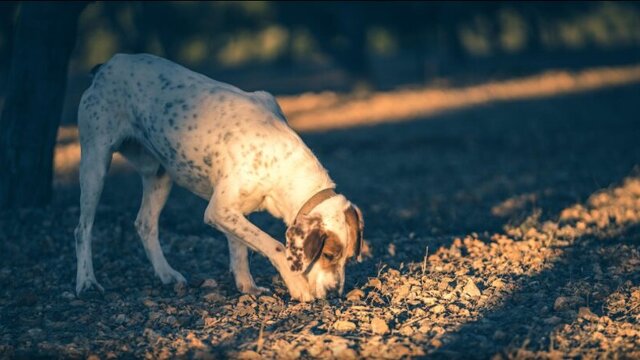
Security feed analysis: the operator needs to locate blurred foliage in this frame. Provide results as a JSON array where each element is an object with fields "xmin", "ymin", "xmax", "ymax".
[{"xmin": 2, "ymin": 1, "xmax": 640, "ymax": 88}]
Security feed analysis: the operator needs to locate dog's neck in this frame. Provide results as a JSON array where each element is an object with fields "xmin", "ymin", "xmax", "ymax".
[{"xmin": 265, "ymin": 151, "xmax": 336, "ymax": 226}]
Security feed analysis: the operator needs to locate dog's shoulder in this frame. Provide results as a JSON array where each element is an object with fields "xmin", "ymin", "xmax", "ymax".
[{"xmin": 251, "ymin": 90, "xmax": 287, "ymax": 122}]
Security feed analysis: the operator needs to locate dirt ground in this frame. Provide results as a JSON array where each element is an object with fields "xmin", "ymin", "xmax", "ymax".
[{"xmin": 1, "ymin": 77, "xmax": 640, "ymax": 358}]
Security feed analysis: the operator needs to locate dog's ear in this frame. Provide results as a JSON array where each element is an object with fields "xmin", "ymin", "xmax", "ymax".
[
  {"xmin": 319, "ymin": 231, "xmax": 343, "ymax": 266},
  {"xmin": 345, "ymin": 204, "xmax": 365, "ymax": 262},
  {"xmin": 285, "ymin": 216, "xmax": 327, "ymax": 273}
]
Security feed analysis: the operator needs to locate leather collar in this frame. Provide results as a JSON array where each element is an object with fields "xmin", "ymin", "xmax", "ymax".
[{"xmin": 294, "ymin": 188, "xmax": 338, "ymax": 224}]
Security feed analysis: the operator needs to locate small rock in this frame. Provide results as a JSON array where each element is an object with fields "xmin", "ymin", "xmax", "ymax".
[
  {"xmin": 346, "ymin": 289, "xmax": 365, "ymax": 302},
  {"xmin": 334, "ymin": 348, "xmax": 358, "ymax": 359},
  {"xmin": 200, "ymin": 279, "xmax": 218, "ymax": 289},
  {"xmin": 366, "ymin": 278, "xmax": 382, "ymax": 291},
  {"xmin": 491, "ymin": 279, "xmax": 505, "ymax": 289},
  {"xmin": 61, "ymin": 291, "xmax": 75, "ymax": 301},
  {"xmin": 399, "ymin": 326, "xmax": 414, "ymax": 336},
  {"xmin": 431, "ymin": 304, "xmax": 445, "ymax": 314},
  {"xmin": 259, "ymin": 295, "xmax": 278, "ymax": 304},
  {"xmin": 393, "ymin": 284, "xmax": 411, "ymax": 303},
  {"xmin": 174, "ymin": 282, "xmax": 187, "ymax": 297},
  {"xmin": 493, "ymin": 330, "xmax": 506, "ymax": 340},
  {"xmin": 238, "ymin": 294, "xmax": 256, "ymax": 305},
  {"xmin": 166, "ymin": 315, "xmax": 178, "ymax": 326},
  {"xmin": 418, "ymin": 298, "xmax": 435, "ymax": 307},
  {"xmin": 115, "ymin": 314, "xmax": 126, "ymax": 324},
  {"xmin": 554, "ymin": 296, "xmax": 581, "ymax": 311},
  {"xmin": 543, "ymin": 316, "xmax": 562, "ymax": 325},
  {"xmin": 333, "ymin": 320, "xmax": 357, "ymax": 332},
  {"xmin": 87, "ymin": 355, "xmax": 100, "ymax": 360},
  {"xmin": 463, "ymin": 279, "xmax": 482, "ymax": 297},
  {"xmin": 578, "ymin": 307, "xmax": 597, "ymax": 320},
  {"xmin": 236, "ymin": 350, "xmax": 261, "ymax": 360},
  {"xmin": 203, "ymin": 292, "xmax": 224, "ymax": 303},
  {"xmin": 430, "ymin": 338, "xmax": 443, "ymax": 348},
  {"xmin": 142, "ymin": 299, "xmax": 157, "ymax": 308},
  {"xmin": 371, "ymin": 317, "xmax": 390, "ymax": 335}
]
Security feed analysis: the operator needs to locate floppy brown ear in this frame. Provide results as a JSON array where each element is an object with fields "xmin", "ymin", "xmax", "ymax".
[
  {"xmin": 345, "ymin": 204, "xmax": 365, "ymax": 262},
  {"xmin": 285, "ymin": 216, "xmax": 326, "ymax": 273},
  {"xmin": 303, "ymin": 229, "xmax": 326, "ymax": 265}
]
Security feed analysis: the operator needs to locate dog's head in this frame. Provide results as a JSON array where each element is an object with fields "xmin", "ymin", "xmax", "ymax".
[{"xmin": 285, "ymin": 195, "xmax": 364, "ymax": 299}]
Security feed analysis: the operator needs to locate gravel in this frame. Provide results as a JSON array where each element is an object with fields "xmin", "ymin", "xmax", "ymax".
[{"xmin": 2, "ymin": 83, "xmax": 640, "ymax": 359}]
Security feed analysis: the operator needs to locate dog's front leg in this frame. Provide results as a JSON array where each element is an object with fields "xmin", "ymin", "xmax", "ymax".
[{"xmin": 204, "ymin": 196, "xmax": 314, "ymax": 302}]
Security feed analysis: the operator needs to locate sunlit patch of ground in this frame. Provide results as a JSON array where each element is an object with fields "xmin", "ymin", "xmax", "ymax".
[{"xmin": 279, "ymin": 63, "xmax": 640, "ymax": 131}]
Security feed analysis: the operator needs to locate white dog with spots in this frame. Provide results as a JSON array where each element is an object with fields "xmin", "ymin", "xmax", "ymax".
[{"xmin": 74, "ymin": 53, "xmax": 364, "ymax": 302}]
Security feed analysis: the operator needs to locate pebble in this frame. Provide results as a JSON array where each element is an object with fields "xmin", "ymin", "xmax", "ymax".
[
  {"xmin": 166, "ymin": 315, "xmax": 178, "ymax": 326},
  {"xmin": 236, "ymin": 350, "xmax": 261, "ymax": 359},
  {"xmin": 259, "ymin": 295, "xmax": 278, "ymax": 304},
  {"xmin": 201, "ymin": 279, "xmax": 218, "ymax": 289},
  {"xmin": 554, "ymin": 296, "xmax": 582, "ymax": 311},
  {"xmin": 61, "ymin": 291, "xmax": 75, "ymax": 301},
  {"xmin": 346, "ymin": 289, "xmax": 365, "ymax": 302},
  {"xmin": 491, "ymin": 279, "xmax": 505, "ymax": 289},
  {"xmin": 142, "ymin": 299, "xmax": 157, "ymax": 308},
  {"xmin": 174, "ymin": 282, "xmax": 187, "ymax": 297},
  {"xmin": 543, "ymin": 316, "xmax": 562, "ymax": 325},
  {"xmin": 366, "ymin": 278, "xmax": 382, "ymax": 291},
  {"xmin": 578, "ymin": 307, "xmax": 597, "ymax": 320},
  {"xmin": 463, "ymin": 279, "xmax": 482, "ymax": 297},
  {"xmin": 203, "ymin": 292, "xmax": 224, "ymax": 303},
  {"xmin": 399, "ymin": 326, "xmax": 414, "ymax": 336},
  {"xmin": 371, "ymin": 317, "xmax": 390, "ymax": 335},
  {"xmin": 333, "ymin": 320, "xmax": 357, "ymax": 332},
  {"xmin": 431, "ymin": 304, "xmax": 445, "ymax": 314}
]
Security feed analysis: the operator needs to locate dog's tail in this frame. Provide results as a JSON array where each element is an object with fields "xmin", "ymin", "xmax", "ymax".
[{"xmin": 89, "ymin": 63, "xmax": 104, "ymax": 79}]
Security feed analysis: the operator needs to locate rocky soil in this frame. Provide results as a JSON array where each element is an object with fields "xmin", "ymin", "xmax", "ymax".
[{"xmin": 2, "ymin": 82, "xmax": 640, "ymax": 359}]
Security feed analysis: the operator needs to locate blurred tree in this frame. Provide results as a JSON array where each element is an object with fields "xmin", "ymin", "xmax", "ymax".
[
  {"xmin": 0, "ymin": 2, "xmax": 18, "ymax": 80},
  {"xmin": 0, "ymin": 2, "xmax": 88, "ymax": 209},
  {"xmin": 274, "ymin": 2, "xmax": 370, "ymax": 86}
]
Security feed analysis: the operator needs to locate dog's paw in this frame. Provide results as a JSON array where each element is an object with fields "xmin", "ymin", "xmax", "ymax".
[
  {"xmin": 75, "ymin": 277, "xmax": 105, "ymax": 297},
  {"xmin": 157, "ymin": 268, "xmax": 187, "ymax": 285},
  {"xmin": 240, "ymin": 285, "xmax": 270, "ymax": 296}
]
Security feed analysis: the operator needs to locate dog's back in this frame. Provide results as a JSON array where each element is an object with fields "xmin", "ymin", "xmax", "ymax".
[{"xmin": 77, "ymin": 53, "xmax": 313, "ymax": 199}]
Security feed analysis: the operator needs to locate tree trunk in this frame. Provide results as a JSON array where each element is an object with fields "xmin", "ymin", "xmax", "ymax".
[{"xmin": 0, "ymin": 2, "xmax": 88, "ymax": 209}]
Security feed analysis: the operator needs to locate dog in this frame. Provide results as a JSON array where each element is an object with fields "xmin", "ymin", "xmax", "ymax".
[{"xmin": 74, "ymin": 53, "xmax": 364, "ymax": 301}]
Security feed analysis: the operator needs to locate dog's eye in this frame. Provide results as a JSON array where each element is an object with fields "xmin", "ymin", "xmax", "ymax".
[{"xmin": 322, "ymin": 253, "xmax": 335, "ymax": 262}]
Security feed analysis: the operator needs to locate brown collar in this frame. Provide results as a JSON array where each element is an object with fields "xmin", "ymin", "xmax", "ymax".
[{"xmin": 294, "ymin": 188, "xmax": 338, "ymax": 224}]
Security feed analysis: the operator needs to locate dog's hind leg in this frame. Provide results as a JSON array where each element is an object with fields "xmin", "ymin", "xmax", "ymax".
[
  {"xmin": 226, "ymin": 235, "xmax": 269, "ymax": 295},
  {"xmin": 74, "ymin": 135, "xmax": 112, "ymax": 296},
  {"xmin": 119, "ymin": 140, "xmax": 186, "ymax": 285}
]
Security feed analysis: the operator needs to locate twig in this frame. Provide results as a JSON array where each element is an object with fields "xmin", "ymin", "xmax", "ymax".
[
  {"xmin": 421, "ymin": 246, "xmax": 429, "ymax": 276},
  {"xmin": 255, "ymin": 314, "xmax": 269, "ymax": 353}
]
